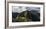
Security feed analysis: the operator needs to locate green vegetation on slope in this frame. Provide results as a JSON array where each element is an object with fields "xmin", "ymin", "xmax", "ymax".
[{"xmin": 16, "ymin": 11, "xmax": 28, "ymax": 22}]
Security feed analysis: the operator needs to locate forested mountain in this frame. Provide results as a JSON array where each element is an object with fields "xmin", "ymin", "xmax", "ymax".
[{"xmin": 12, "ymin": 10, "xmax": 40, "ymax": 22}]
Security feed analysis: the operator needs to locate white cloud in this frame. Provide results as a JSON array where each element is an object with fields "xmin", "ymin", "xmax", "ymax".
[
  {"xmin": 12, "ymin": 6, "xmax": 27, "ymax": 13},
  {"xmin": 12, "ymin": 6, "xmax": 40, "ymax": 13}
]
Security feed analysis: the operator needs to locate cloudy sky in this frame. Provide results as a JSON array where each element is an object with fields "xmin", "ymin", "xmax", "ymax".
[{"xmin": 12, "ymin": 6, "xmax": 40, "ymax": 13}]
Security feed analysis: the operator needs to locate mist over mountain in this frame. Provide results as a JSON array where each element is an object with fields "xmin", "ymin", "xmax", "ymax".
[
  {"xmin": 12, "ymin": 6, "xmax": 40, "ymax": 13},
  {"xmin": 12, "ymin": 6, "xmax": 40, "ymax": 22}
]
